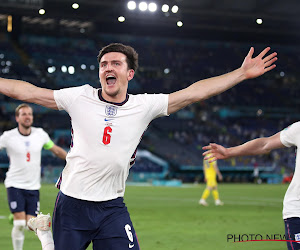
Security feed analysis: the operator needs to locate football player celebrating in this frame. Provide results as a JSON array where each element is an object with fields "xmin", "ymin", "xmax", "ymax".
[{"xmin": 0, "ymin": 43, "xmax": 276, "ymax": 249}]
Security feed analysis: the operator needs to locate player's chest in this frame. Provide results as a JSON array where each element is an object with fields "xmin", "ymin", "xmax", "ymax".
[
  {"xmin": 72, "ymin": 103, "xmax": 148, "ymax": 144},
  {"xmin": 7, "ymin": 135, "xmax": 44, "ymax": 153},
  {"xmin": 73, "ymin": 104, "xmax": 147, "ymax": 131}
]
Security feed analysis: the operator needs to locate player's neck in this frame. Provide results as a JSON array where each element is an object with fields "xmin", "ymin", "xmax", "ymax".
[
  {"xmin": 18, "ymin": 126, "xmax": 31, "ymax": 136},
  {"xmin": 100, "ymin": 89, "xmax": 128, "ymax": 104}
]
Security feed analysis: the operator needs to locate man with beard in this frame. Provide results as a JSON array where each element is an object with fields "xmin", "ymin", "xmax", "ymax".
[{"xmin": 0, "ymin": 103, "xmax": 67, "ymax": 250}]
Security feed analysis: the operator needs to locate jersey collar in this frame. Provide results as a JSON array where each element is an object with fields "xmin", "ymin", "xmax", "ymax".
[
  {"xmin": 98, "ymin": 89, "xmax": 129, "ymax": 106},
  {"xmin": 18, "ymin": 127, "xmax": 31, "ymax": 136}
]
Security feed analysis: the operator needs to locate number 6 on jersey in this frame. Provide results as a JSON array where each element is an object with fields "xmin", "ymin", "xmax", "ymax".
[{"xmin": 102, "ymin": 126, "xmax": 112, "ymax": 145}]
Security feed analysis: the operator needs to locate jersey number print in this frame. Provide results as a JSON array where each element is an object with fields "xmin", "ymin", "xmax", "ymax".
[
  {"xmin": 102, "ymin": 126, "xmax": 112, "ymax": 145},
  {"xmin": 26, "ymin": 152, "xmax": 30, "ymax": 162}
]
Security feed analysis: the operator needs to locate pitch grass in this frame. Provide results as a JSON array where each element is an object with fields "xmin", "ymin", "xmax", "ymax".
[{"xmin": 0, "ymin": 183, "xmax": 288, "ymax": 250}]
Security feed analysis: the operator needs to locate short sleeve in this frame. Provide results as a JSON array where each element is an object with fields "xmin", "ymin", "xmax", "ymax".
[
  {"xmin": 144, "ymin": 94, "xmax": 169, "ymax": 119},
  {"xmin": 38, "ymin": 128, "xmax": 52, "ymax": 147},
  {"xmin": 54, "ymin": 85, "xmax": 89, "ymax": 112},
  {"xmin": 280, "ymin": 122, "xmax": 300, "ymax": 148},
  {"xmin": 0, "ymin": 132, "xmax": 9, "ymax": 150}
]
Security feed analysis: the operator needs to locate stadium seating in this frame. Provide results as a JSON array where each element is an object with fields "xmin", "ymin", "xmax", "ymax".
[{"xmin": 0, "ymin": 31, "xmax": 299, "ymax": 183}]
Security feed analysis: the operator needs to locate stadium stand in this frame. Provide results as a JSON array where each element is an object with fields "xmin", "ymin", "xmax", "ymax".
[{"xmin": 0, "ymin": 30, "xmax": 299, "ymax": 184}]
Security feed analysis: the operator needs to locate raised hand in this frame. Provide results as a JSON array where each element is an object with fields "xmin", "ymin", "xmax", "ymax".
[
  {"xmin": 241, "ymin": 47, "xmax": 277, "ymax": 80},
  {"xmin": 202, "ymin": 143, "xmax": 229, "ymax": 162}
]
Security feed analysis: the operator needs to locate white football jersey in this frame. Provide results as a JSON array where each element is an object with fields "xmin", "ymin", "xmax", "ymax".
[
  {"xmin": 54, "ymin": 84, "xmax": 168, "ymax": 201},
  {"xmin": 280, "ymin": 122, "xmax": 300, "ymax": 219},
  {"xmin": 0, "ymin": 127, "xmax": 51, "ymax": 190}
]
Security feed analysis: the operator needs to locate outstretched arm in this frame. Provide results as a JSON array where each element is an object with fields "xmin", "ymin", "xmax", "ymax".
[
  {"xmin": 202, "ymin": 132, "xmax": 285, "ymax": 162},
  {"xmin": 168, "ymin": 47, "xmax": 277, "ymax": 114},
  {"xmin": 0, "ymin": 78, "xmax": 58, "ymax": 109},
  {"xmin": 49, "ymin": 144, "xmax": 67, "ymax": 160}
]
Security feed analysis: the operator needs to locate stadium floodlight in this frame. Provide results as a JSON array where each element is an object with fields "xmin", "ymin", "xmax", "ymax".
[
  {"xmin": 164, "ymin": 68, "xmax": 170, "ymax": 74},
  {"xmin": 162, "ymin": 4, "xmax": 169, "ymax": 12},
  {"xmin": 127, "ymin": 1, "xmax": 136, "ymax": 10},
  {"xmin": 90, "ymin": 65, "xmax": 95, "ymax": 70},
  {"xmin": 81, "ymin": 64, "xmax": 86, "ymax": 70},
  {"xmin": 139, "ymin": 2, "xmax": 148, "ymax": 11},
  {"xmin": 256, "ymin": 109, "xmax": 263, "ymax": 116},
  {"xmin": 171, "ymin": 5, "xmax": 179, "ymax": 13},
  {"xmin": 47, "ymin": 66, "xmax": 56, "ymax": 74},
  {"xmin": 177, "ymin": 21, "xmax": 183, "ymax": 27},
  {"xmin": 148, "ymin": 3, "xmax": 157, "ymax": 12},
  {"xmin": 72, "ymin": 3, "xmax": 79, "ymax": 9},
  {"xmin": 61, "ymin": 65, "xmax": 67, "ymax": 73},
  {"xmin": 68, "ymin": 66, "xmax": 75, "ymax": 74},
  {"xmin": 256, "ymin": 18, "xmax": 263, "ymax": 24},
  {"xmin": 280, "ymin": 71, "xmax": 285, "ymax": 77},
  {"xmin": 39, "ymin": 9, "xmax": 45, "ymax": 15},
  {"xmin": 118, "ymin": 16, "xmax": 125, "ymax": 22}
]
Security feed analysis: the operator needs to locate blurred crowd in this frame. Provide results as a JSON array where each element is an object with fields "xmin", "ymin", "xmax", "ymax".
[{"xmin": 0, "ymin": 31, "xmax": 299, "ymax": 176}]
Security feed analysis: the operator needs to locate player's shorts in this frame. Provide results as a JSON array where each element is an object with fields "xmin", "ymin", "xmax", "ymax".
[
  {"xmin": 53, "ymin": 191, "xmax": 140, "ymax": 250},
  {"xmin": 206, "ymin": 175, "xmax": 217, "ymax": 187},
  {"xmin": 284, "ymin": 217, "xmax": 300, "ymax": 250},
  {"xmin": 6, "ymin": 187, "xmax": 40, "ymax": 216}
]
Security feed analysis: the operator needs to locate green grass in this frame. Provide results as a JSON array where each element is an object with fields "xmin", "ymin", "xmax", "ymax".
[{"xmin": 0, "ymin": 183, "xmax": 288, "ymax": 250}]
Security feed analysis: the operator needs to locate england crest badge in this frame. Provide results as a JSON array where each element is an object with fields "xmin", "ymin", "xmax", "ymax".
[
  {"xmin": 295, "ymin": 233, "xmax": 300, "ymax": 243},
  {"xmin": 105, "ymin": 105, "xmax": 118, "ymax": 117},
  {"xmin": 10, "ymin": 201, "xmax": 17, "ymax": 210}
]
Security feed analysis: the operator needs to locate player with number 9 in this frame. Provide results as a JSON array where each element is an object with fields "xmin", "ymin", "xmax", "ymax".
[{"xmin": 0, "ymin": 103, "xmax": 67, "ymax": 250}]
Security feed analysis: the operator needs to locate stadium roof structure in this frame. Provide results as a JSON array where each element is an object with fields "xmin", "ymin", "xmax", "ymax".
[{"xmin": 0, "ymin": 0, "xmax": 300, "ymax": 44}]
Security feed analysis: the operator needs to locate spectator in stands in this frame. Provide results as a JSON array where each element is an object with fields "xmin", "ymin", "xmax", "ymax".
[
  {"xmin": 203, "ymin": 122, "xmax": 300, "ymax": 250},
  {"xmin": 0, "ymin": 103, "xmax": 67, "ymax": 250},
  {"xmin": 199, "ymin": 153, "xmax": 224, "ymax": 206},
  {"xmin": 0, "ymin": 43, "xmax": 276, "ymax": 250},
  {"xmin": 282, "ymin": 172, "xmax": 293, "ymax": 184}
]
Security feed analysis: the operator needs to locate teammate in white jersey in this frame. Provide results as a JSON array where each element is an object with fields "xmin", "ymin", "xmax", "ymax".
[
  {"xmin": 203, "ymin": 122, "xmax": 300, "ymax": 250},
  {"xmin": 0, "ymin": 43, "xmax": 277, "ymax": 249},
  {"xmin": 0, "ymin": 103, "xmax": 67, "ymax": 250}
]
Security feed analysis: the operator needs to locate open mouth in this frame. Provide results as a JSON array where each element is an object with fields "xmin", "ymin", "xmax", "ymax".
[{"xmin": 106, "ymin": 75, "xmax": 117, "ymax": 86}]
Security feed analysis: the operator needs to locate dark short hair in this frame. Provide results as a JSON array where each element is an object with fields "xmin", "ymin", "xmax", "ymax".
[
  {"xmin": 97, "ymin": 43, "xmax": 139, "ymax": 71},
  {"xmin": 15, "ymin": 103, "xmax": 32, "ymax": 116}
]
